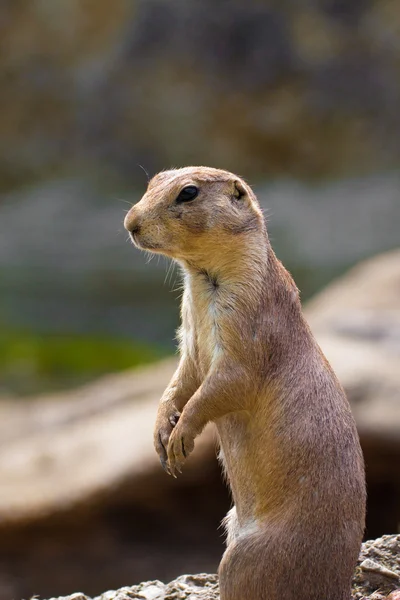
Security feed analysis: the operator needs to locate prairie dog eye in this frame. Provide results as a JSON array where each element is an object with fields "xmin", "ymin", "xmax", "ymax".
[{"xmin": 176, "ymin": 185, "xmax": 199, "ymax": 203}]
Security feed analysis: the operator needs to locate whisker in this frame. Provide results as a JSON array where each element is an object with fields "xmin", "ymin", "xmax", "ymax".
[
  {"xmin": 113, "ymin": 197, "xmax": 133, "ymax": 206},
  {"xmin": 137, "ymin": 163, "xmax": 150, "ymax": 183},
  {"xmin": 169, "ymin": 263, "xmax": 176, "ymax": 286},
  {"xmin": 145, "ymin": 252, "xmax": 154, "ymax": 264},
  {"xmin": 164, "ymin": 259, "xmax": 175, "ymax": 286}
]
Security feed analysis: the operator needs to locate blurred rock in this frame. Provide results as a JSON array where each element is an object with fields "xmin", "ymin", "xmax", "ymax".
[
  {"xmin": 43, "ymin": 534, "xmax": 400, "ymax": 600},
  {"xmin": 0, "ymin": 358, "xmax": 227, "ymax": 600},
  {"xmin": 305, "ymin": 249, "xmax": 400, "ymax": 537},
  {"xmin": 306, "ymin": 249, "xmax": 400, "ymax": 450},
  {"xmin": 0, "ymin": 358, "xmax": 180, "ymax": 523}
]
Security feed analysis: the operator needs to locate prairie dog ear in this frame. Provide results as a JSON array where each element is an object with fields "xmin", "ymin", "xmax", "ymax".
[{"xmin": 233, "ymin": 179, "xmax": 247, "ymax": 199}]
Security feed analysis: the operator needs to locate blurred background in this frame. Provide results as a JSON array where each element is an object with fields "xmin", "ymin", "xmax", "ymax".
[{"xmin": 0, "ymin": 1, "xmax": 399, "ymax": 598}]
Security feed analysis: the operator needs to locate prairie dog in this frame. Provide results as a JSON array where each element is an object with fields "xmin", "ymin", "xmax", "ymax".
[{"xmin": 124, "ymin": 167, "xmax": 366, "ymax": 600}]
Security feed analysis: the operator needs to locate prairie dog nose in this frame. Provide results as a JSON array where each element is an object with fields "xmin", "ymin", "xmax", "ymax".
[{"xmin": 124, "ymin": 210, "xmax": 140, "ymax": 234}]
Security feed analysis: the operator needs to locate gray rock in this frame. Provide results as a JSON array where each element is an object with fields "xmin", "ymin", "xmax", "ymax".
[{"xmin": 353, "ymin": 535, "xmax": 400, "ymax": 598}]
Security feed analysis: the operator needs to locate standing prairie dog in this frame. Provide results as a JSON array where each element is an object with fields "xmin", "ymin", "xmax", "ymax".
[{"xmin": 124, "ymin": 167, "xmax": 366, "ymax": 600}]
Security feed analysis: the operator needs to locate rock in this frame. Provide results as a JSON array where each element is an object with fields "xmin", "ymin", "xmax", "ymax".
[
  {"xmin": 305, "ymin": 249, "xmax": 400, "ymax": 454},
  {"xmin": 0, "ymin": 358, "xmax": 181, "ymax": 524},
  {"xmin": 353, "ymin": 535, "xmax": 400, "ymax": 599},
  {"xmin": 305, "ymin": 249, "xmax": 400, "ymax": 536},
  {"xmin": 359, "ymin": 559, "xmax": 399, "ymax": 582},
  {"xmin": 0, "ymin": 359, "xmax": 227, "ymax": 600},
  {"xmin": 42, "ymin": 535, "xmax": 400, "ymax": 600}
]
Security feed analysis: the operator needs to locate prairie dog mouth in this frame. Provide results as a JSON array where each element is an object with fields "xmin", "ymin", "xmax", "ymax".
[
  {"xmin": 130, "ymin": 232, "xmax": 162, "ymax": 252},
  {"xmin": 129, "ymin": 231, "xmax": 141, "ymax": 248}
]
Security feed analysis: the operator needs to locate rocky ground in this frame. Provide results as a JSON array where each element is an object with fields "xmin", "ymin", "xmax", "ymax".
[{"xmin": 45, "ymin": 535, "xmax": 400, "ymax": 600}]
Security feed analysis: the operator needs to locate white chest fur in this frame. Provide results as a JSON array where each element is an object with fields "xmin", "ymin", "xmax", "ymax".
[{"xmin": 182, "ymin": 272, "xmax": 223, "ymax": 374}]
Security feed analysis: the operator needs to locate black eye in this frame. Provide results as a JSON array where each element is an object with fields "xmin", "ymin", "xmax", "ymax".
[{"xmin": 176, "ymin": 185, "xmax": 199, "ymax": 203}]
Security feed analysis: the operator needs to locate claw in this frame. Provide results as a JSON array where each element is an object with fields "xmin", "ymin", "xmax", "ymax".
[
  {"xmin": 169, "ymin": 413, "xmax": 180, "ymax": 427},
  {"xmin": 160, "ymin": 457, "xmax": 171, "ymax": 475}
]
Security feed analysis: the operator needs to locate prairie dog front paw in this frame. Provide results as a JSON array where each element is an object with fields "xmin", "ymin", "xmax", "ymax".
[
  {"xmin": 167, "ymin": 418, "xmax": 196, "ymax": 477},
  {"xmin": 153, "ymin": 405, "xmax": 181, "ymax": 475}
]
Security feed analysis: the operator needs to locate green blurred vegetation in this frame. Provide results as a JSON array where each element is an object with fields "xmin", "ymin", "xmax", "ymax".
[{"xmin": 0, "ymin": 328, "xmax": 166, "ymax": 397}]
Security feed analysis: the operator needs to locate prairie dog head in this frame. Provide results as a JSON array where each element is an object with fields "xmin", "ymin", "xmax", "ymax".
[{"xmin": 124, "ymin": 166, "xmax": 264, "ymax": 265}]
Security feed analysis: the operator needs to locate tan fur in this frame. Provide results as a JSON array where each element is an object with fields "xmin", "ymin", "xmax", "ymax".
[{"xmin": 124, "ymin": 167, "xmax": 366, "ymax": 600}]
